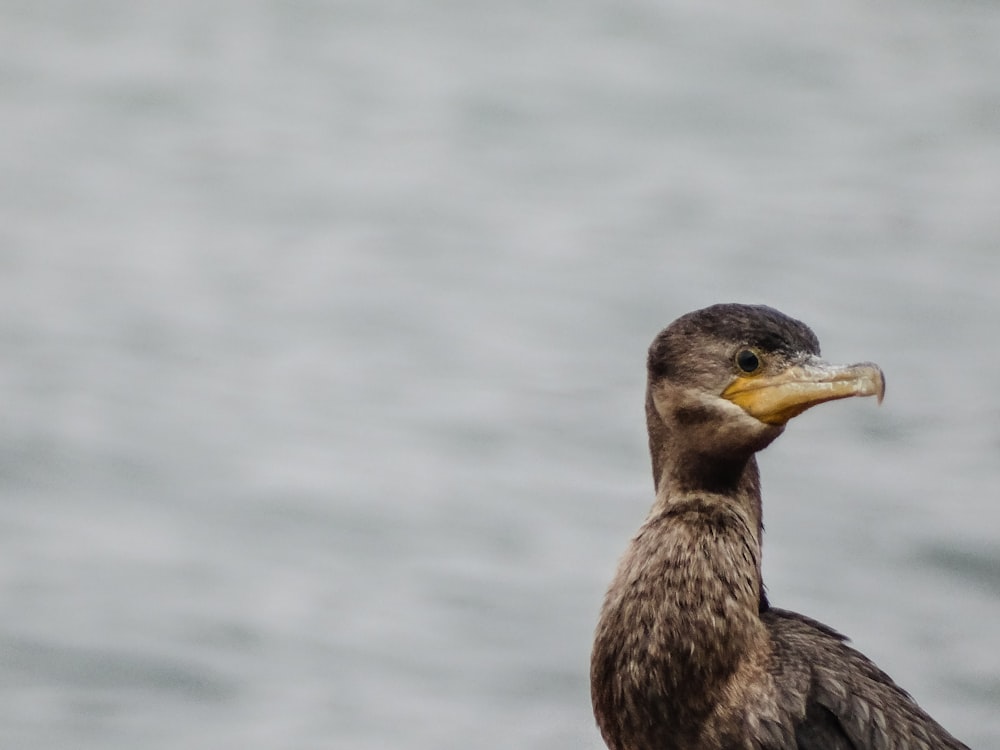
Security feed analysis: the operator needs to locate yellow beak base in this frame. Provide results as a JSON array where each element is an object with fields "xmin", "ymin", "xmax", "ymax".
[{"xmin": 721, "ymin": 360, "xmax": 885, "ymax": 426}]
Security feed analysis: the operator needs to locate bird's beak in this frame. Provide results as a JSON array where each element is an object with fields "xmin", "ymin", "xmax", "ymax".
[{"xmin": 721, "ymin": 357, "xmax": 885, "ymax": 426}]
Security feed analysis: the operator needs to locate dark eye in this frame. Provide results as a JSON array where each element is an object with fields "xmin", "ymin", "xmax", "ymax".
[{"xmin": 735, "ymin": 349, "xmax": 762, "ymax": 374}]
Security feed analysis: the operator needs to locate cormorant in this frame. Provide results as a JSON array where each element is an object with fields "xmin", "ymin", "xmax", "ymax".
[{"xmin": 591, "ymin": 304, "xmax": 968, "ymax": 750}]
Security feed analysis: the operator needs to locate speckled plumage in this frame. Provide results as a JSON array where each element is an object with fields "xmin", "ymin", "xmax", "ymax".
[{"xmin": 591, "ymin": 304, "xmax": 968, "ymax": 750}]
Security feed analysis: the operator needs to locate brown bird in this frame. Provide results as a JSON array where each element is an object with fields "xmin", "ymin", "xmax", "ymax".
[{"xmin": 591, "ymin": 304, "xmax": 968, "ymax": 750}]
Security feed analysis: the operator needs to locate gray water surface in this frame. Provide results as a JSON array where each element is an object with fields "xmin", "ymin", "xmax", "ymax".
[{"xmin": 1, "ymin": 1, "xmax": 998, "ymax": 748}]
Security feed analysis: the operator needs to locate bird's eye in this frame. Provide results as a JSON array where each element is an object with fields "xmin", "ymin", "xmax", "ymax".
[{"xmin": 735, "ymin": 349, "xmax": 762, "ymax": 374}]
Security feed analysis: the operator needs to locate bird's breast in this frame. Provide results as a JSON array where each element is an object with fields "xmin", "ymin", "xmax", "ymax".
[{"xmin": 591, "ymin": 502, "xmax": 766, "ymax": 749}]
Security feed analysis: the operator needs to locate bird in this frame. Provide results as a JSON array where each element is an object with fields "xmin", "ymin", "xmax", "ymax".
[{"xmin": 590, "ymin": 303, "xmax": 968, "ymax": 750}]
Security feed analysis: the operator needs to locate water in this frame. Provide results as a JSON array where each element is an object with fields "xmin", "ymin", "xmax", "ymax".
[{"xmin": 0, "ymin": 1, "xmax": 998, "ymax": 747}]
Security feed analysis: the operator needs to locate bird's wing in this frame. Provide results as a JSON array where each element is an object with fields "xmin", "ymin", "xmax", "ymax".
[{"xmin": 761, "ymin": 608, "xmax": 969, "ymax": 750}]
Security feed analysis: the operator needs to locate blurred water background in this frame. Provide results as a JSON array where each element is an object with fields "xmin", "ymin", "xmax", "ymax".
[{"xmin": 1, "ymin": 1, "xmax": 998, "ymax": 748}]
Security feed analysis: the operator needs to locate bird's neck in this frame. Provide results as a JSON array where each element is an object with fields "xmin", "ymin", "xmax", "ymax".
[
  {"xmin": 649, "ymin": 449, "xmax": 767, "ymax": 628},
  {"xmin": 651, "ymin": 437, "xmax": 765, "ymax": 541},
  {"xmin": 644, "ymin": 386, "xmax": 774, "ymax": 543}
]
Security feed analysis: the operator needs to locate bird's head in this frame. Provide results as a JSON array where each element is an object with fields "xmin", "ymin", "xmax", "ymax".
[{"xmin": 646, "ymin": 304, "xmax": 885, "ymax": 487}]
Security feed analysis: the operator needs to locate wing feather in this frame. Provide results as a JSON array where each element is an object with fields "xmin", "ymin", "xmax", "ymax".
[{"xmin": 761, "ymin": 608, "xmax": 968, "ymax": 750}]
